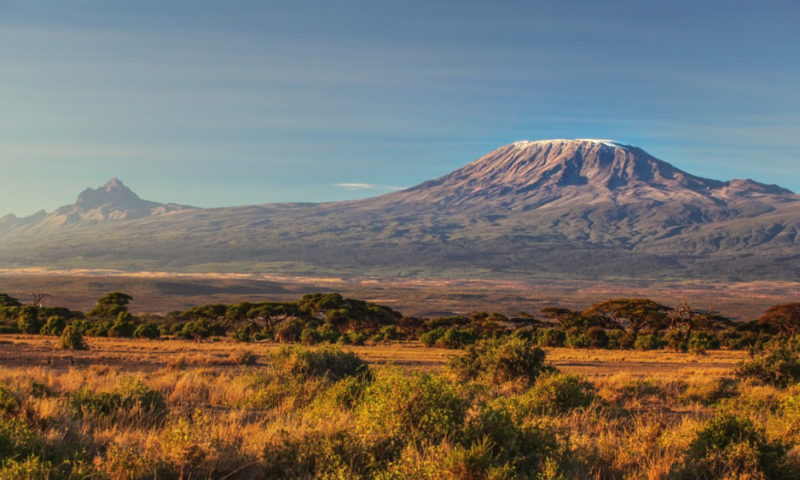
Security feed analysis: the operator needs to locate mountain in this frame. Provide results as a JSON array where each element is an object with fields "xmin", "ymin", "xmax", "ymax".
[
  {"xmin": 1, "ymin": 139, "xmax": 798, "ymax": 281},
  {"xmin": 5, "ymin": 178, "xmax": 192, "ymax": 233}
]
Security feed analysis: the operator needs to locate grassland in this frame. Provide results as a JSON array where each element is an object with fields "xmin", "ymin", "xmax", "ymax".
[{"xmin": 1, "ymin": 335, "xmax": 799, "ymax": 479}]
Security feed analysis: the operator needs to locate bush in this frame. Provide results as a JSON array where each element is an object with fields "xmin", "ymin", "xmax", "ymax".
[
  {"xmin": 318, "ymin": 323, "xmax": 340, "ymax": 343},
  {"xmin": 565, "ymin": 332, "xmax": 590, "ymax": 349},
  {"xmin": 356, "ymin": 370, "xmax": 466, "ymax": 446},
  {"xmin": 419, "ymin": 327, "xmax": 446, "ymax": 347},
  {"xmin": 0, "ymin": 384, "xmax": 19, "ymax": 416},
  {"xmin": 663, "ymin": 329, "xmax": 687, "ymax": 352},
  {"xmin": 133, "ymin": 323, "xmax": 160, "ymax": 339},
  {"xmin": 177, "ymin": 318, "xmax": 225, "ymax": 340},
  {"xmin": 688, "ymin": 331, "xmax": 720, "ymax": 353},
  {"xmin": 340, "ymin": 331, "xmax": 366, "ymax": 346},
  {"xmin": 86, "ymin": 320, "xmax": 112, "ymax": 337},
  {"xmin": 16, "ymin": 310, "xmax": 42, "ymax": 335},
  {"xmin": 269, "ymin": 346, "xmax": 371, "ymax": 381},
  {"xmin": 232, "ymin": 324, "xmax": 252, "ymax": 342},
  {"xmin": 537, "ymin": 328, "xmax": 565, "ymax": 347},
  {"xmin": 634, "ymin": 334, "xmax": 659, "ymax": 351},
  {"xmin": 673, "ymin": 414, "xmax": 788, "ymax": 479},
  {"xmin": 449, "ymin": 337, "xmax": 553, "ymax": 386},
  {"xmin": 0, "ymin": 419, "xmax": 41, "ymax": 466},
  {"xmin": 436, "ymin": 328, "xmax": 478, "ymax": 349},
  {"xmin": 59, "ymin": 325, "xmax": 88, "ymax": 350},
  {"xmin": 108, "ymin": 312, "xmax": 136, "ymax": 338},
  {"xmin": 275, "ymin": 319, "xmax": 304, "ymax": 343},
  {"xmin": 511, "ymin": 373, "xmax": 596, "ymax": 416},
  {"xmin": 39, "ymin": 315, "xmax": 66, "ymax": 336},
  {"xmin": 737, "ymin": 343, "xmax": 800, "ymax": 388},
  {"xmin": 230, "ymin": 350, "xmax": 259, "ymax": 366},
  {"xmin": 606, "ymin": 329, "xmax": 631, "ymax": 349},
  {"xmin": 300, "ymin": 327, "xmax": 322, "ymax": 345},
  {"xmin": 586, "ymin": 326, "xmax": 609, "ymax": 348}
]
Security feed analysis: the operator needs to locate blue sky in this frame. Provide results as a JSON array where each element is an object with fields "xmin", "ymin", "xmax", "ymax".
[{"xmin": 1, "ymin": 0, "xmax": 799, "ymax": 215}]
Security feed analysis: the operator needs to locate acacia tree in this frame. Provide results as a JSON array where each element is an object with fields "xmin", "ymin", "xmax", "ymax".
[
  {"xmin": 583, "ymin": 298, "xmax": 671, "ymax": 336},
  {"xmin": 540, "ymin": 307, "xmax": 582, "ymax": 329},
  {"xmin": 669, "ymin": 302, "xmax": 732, "ymax": 334},
  {"xmin": 759, "ymin": 303, "xmax": 800, "ymax": 336},
  {"xmin": 0, "ymin": 293, "xmax": 20, "ymax": 307},
  {"xmin": 89, "ymin": 292, "xmax": 132, "ymax": 318}
]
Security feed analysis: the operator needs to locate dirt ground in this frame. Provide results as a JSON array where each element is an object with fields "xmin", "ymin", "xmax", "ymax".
[{"xmin": 0, "ymin": 335, "xmax": 749, "ymax": 382}]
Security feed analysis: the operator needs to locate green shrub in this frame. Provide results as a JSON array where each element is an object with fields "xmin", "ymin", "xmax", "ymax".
[
  {"xmin": 0, "ymin": 325, "xmax": 19, "ymax": 334},
  {"xmin": 16, "ymin": 310, "xmax": 42, "ymax": 335},
  {"xmin": 300, "ymin": 327, "xmax": 322, "ymax": 345},
  {"xmin": 177, "ymin": 318, "xmax": 225, "ymax": 340},
  {"xmin": 269, "ymin": 346, "xmax": 371, "ymax": 381},
  {"xmin": 232, "ymin": 324, "xmax": 252, "ymax": 342},
  {"xmin": 688, "ymin": 331, "xmax": 720, "ymax": 353},
  {"xmin": 318, "ymin": 323, "xmax": 340, "ymax": 343},
  {"xmin": 634, "ymin": 334, "xmax": 659, "ymax": 351},
  {"xmin": 59, "ymin": 325, "xmax": 88, "ymax": 350},
  {"xmin": 537, "ymin": 328, "xmax": 565, "ymax": 347},
  {"xmin": 39, "ymin": 315, "xmax": 66, "ymax": 336},
  {"xmin": 565, "ymin": 332, "xmax": 590, "ymax": 349},
  {"xmin": 586, "ymin": 326, "xmax": 609, "ymax": 348},
  {"xmin": 133, "ymin": 323, "xmax": 160, "ymax": 339},
  {"xmin": 263, "ymin": 429, "xmax": 375, "ymax": 479},
  {"xmin": 275, "ymin": 319, "xmax": 303, "ymax": 343},
  {"xmin": 419, "ymin": 327, "xmax": 445, "ymax": 347},
  {"xmin": 380, "ymin": 325, "xmax": 400, "ymax": 341},
  {"xmin": 673, "ymin": 414, "xmax": 788, "ymax": 479},
  {"xmin": 0, "ymin": 384, "xmax": 19, "ymax": 416},
  {"xmin": 0, "ymin": 419, "xmax": 41, "ymax": 466},
  {"xmin": 108, "ymin": 312, "xmax": 136, "ymax": 338},
  {"xmin": 436, "ymin": 328, "xmax": 478, "ymax": 349},
  {"xmin": 449, "ymin": 337, "xmax": 553, "ymax": 386},
  {"xmin": 356, "ymin": 369, "xmax": 467, "ymax": 446},
  {"xmin": 86, "ymin": 320, "xmax": 112, "ymax": 337},
  {"xmin": 512, "ymin": 373, "xmax": 596, "ymax": 416},
  {"xmin": 737, "ymin": 343, "xmax": 800, "ymax": 388},
  {"xmin": 606, "ymin": 329, "xmax": 630, "ymax": 349},
  {"xmin": 663, "ymin": 329, "xmax": 687, "ymax": 352},
  {"xmin": 0, "ymin": 456, "xmax": 52, "ymax": 480},
  {"xmin": 463, "ymin": 407, "xmax": 561, "ymax": 475}
]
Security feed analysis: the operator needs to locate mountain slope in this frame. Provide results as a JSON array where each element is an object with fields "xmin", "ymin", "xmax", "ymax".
[{"xmin": 1, "ymin": 139, "xmax": 798, "ymax": 281}]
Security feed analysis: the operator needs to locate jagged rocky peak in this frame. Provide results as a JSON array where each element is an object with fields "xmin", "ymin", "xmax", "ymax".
[{"xmin": 75, "ymin": 177, "xmax": 142, "ymax": 210}]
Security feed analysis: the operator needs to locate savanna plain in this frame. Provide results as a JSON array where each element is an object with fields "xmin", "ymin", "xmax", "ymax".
[{"xmin": 1, "ymin": 286, "xmax": 799, "ymax": 479}]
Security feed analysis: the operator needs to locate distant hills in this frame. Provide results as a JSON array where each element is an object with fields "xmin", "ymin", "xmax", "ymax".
[{"xmin": 2, "ymin": 139, "xmax": 799, "ymax": 281}]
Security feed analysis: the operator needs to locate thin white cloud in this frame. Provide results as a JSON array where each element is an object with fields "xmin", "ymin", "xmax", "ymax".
[{"xmin": 335, "ymin": 183, "xmax": 375, "ymax": 190}]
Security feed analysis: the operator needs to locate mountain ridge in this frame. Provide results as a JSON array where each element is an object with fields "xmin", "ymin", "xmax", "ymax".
[{"xmin": 1, "ymin": 139, "xmax": 798, "ymax": 281}]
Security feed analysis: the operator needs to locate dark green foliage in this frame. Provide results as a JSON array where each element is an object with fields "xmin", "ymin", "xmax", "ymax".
[
  {"xmin": 318, "ymin": 323, "xmax": 340, "ymax": 342},
  {"xmin": 0, "ymin": 384, "xmax": 19, "ymax": 416},
  {"xmin": 450, "ymin": 337, "xmax": 553, "ymax": 386},
  {"xmin": 737, "ymin": 341, "xmax": 800, "ymax": 388},
  {"xmin": 300, "ymin": 327, "xmax": 322, "ymax": 345},
  {"xmin": 513, "ymin": 373, "xmax": 596, "ymax": 416},
  {"xmin": 663, "ymin": 329, "xmax": 688, "ymax": 352},
  {"xmin": 584, "ymin": 298, "xmax": 671, "ymax": 335},
  {"xmin": 0, "ymin": 325, "xmax": 19, "ymax": 334},
  {"xmin": 586, "ymin": 326, "xmax": 609, "ymax": 348},
  {"xmin": 108, "ymin": 312, "xmax": 136, "ymax": 338},
  {"xmin": 634, "ymin": 334, "xmax": 659, "ymax": 351},
  {"xmin": 565, "ymin": 332, "xmax": 590, "ymax": 349},
  {"xmin": 232, "ymin": 324, "xmax": 252, "ymax": 342},
  {"xmin": 0, "ymin": 294, "xmax": 20, "ymax": 307},
  {"xmin": 435, "ymin": 327, "xmax": 479, "ymax": 349},
  {"xmin": 16, "ymin": 308, "xmax": 42, "ymax": 334},
  {"xmin": 39, "ymin": 315, "xmax": 66, "ymax": 336},
  {"xmin": 0, "ymin": 419, "xmax": 41, "ymax": 465},
  {"xmin": 275, "ymin": 318, "xmax": 304, "ymax": 343},
  {"xmin": 176, "ymin": 318, "xmax": 225, "ymax": 339},
  {"xmin": 537, "ymin": 327, "xmax": 566, "ymax": 347},
  {"xmin": 85, "ymin": 320, "xmax": 112, "ymax": 337},
  {"xmin": 606, "ymin": 329, "xmax": 632, "ymax": 349},
  {"xmin": 356, "ymin": 369, "xmax": 467, "ymax": 446},
  {"xmin": 89, "ymin": 291, "xmax": 132, "ymax": 318},
  {"xmin": 133, "ymin": 323, "xmax": 160, "ymax": 339},
  {"xmin": 672, "ymin": 414, "xmax": 789, "ymax": 479},
  {"xmin": 269, "ymin": 346, "xmax": 371, "ymax": 382},
  {"xmin": 419, "ymin": 327, "xmax": 446, "ymax": 347},
  {"xmin": 688, "ymin": 331, "xmax": 720, "ymax": 353},
  {"xmin": 463, "ymin": 407, "xmax": 560, "ymax": 476},
  {"xmin": 59, "ymin": 325, "xmax": 88, "ymax": 350}
]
